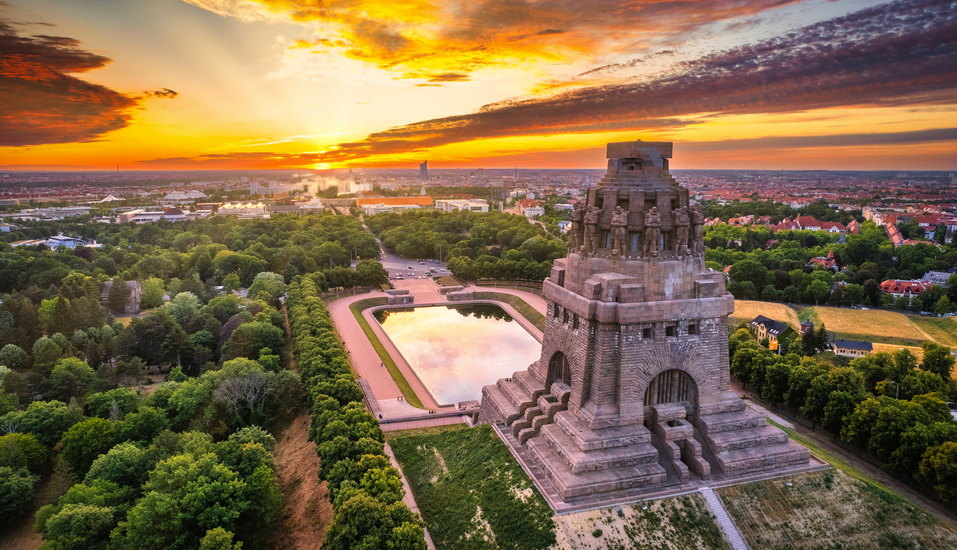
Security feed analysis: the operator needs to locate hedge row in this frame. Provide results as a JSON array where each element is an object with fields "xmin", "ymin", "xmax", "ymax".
[{"xmin": 287, "ymin": 273, "xmax": 427, "ymax": 550}]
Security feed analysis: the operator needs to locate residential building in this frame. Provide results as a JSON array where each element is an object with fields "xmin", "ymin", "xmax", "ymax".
[
  {"xmin": 833, "ymin": 339, "xmax": 873, "ymax": 357},
  {"xmin": 518, "ymin": 199, "xmax": 545, "ymax": 218},
  {"xmin": 435, "ymin": 199, "xmax": 489, "ymax": 212},
  {"xmin": 807, "ymin": 249, "xmax": 838, "ymax": 270},
  {"xmin": 101, "ymin": 280, "xmax": 142, "ymax": 314},
  {"xmin": 749, "ymin": 315, "xmax": 796, "ymax": 351},
  {"xmin": 879, "ymin": 279, "xmax": 933, "ymax": 299}
]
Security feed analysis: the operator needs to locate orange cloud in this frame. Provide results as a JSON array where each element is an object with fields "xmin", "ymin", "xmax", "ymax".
[
  {"xmin": 0, "ymin": 19, "xmax": 158, "ymax": 146},
  {"xmin": 186, "ymin": 0, "xmax": 801, "ymax": 82}
]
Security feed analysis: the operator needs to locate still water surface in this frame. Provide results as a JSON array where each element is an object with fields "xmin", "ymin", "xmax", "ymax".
[{"xmin": 373, "ymin": 305, "xmax": 542, "ymax": 405}]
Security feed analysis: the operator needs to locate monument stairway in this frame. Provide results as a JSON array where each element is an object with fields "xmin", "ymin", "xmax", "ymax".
[{"xmin": 694, "ymin": 399, "xmax": 810, "ymax": 476}]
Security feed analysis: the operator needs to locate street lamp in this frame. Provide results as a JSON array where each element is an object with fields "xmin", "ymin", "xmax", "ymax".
[{"xmin": 889, "ymin": 381, "xmax": 899, "ymax": 399}]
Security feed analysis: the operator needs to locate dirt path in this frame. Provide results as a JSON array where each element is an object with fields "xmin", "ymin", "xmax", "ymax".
[{"xmin": 269, "ymin": 413, "xmax": 333, "ymax": 550}]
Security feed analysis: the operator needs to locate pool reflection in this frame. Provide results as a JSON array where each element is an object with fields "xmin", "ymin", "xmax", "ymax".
[{"xmin": 374, "ymin": 305, "xmax": 542, "ymax": 405}]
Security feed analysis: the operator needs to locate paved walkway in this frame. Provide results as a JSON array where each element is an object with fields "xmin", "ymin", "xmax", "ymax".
[{"xmin": 700, "ymin": 487, "xmax": 750, "ymax": 550}]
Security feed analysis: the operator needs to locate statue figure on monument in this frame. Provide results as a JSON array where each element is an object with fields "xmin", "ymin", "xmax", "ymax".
[
  {"xmin": 569, "ymin": 202, "xmax": 585, "ymax": 253},
  {"xmin": 691, "ymin": 203, "xmax": 705, "ymax": 256},
  {"xmin": 583, "ymin": 205, "xmax": 601, "ymax": 254},
  {"xmin": 643, "ymin": 206, "xmax": 661, "ymax": 258},
  {"xmin": 610, "ymin": 206, "xmax": 628, "ymax": 256},
  {"xmin": 674, "ymin": 206, "xmax": 690, "ymax": 257}
]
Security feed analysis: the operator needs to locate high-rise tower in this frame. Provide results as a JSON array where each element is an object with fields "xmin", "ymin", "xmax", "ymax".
[
  {"xmin": 478, "ymin": 140, "xmax": 809, "ymax": 503},
  {"xmin": 419, "ymin": 161, "xmax": 427, "ymax": 195}
]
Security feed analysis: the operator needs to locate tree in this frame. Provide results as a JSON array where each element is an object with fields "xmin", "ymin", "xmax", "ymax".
[
  {"xmin": 162, "ymin": 325, "xmax": 192, "ymax": 368},
  {"xmin": 61, "ymin": 417, "xmax": 117, "ymax": 474},
  {"xmin": 142, "ymin": 277, "xmax": 166, "ymax": 309},
  {"xmin": 168, "ymin": 292, "xmax": 202, "ymax": 325},
  {"xmin": 118, "ymin": 406, "xmax": 171, "ymax": 444},
  {"xmin": 48, "ymin": 358, "xmax": 96, "ymax": 402},
  {"xmin": 0, "ymin": 344, "xmax": 28, "ymax": 371},
  {"xmin": 247, "ymin": 272, "xmax": 287, "ymax": 304},
  {"xmin": 921, "ymin": 342, "xmax": 955, "ymax": 381},
  {"xmin": 222, "ymin": 322, "xmax": 284, "ymax": 362},
  {"xmin": 32, "ymin": 337, "xmax": 62, "ymax": 371},
  {"xmin": 889, "ymin": 421, "xmax": 957, "ymax": 478},
  {"xmin": 0, "ymin": 465, "xmax": 38, "ymax": 520},
  {"xmin": 85, "ymin": 441, "xmax": 152, "ymax": 488},
  {"xmin": 822, "ymin": 391, "xmax": 861, "ymax": 436},
  {"xmin": 118, "ymin": 453, "xmax": 250, "ymax": 549},
  {"xmin": 85, "ymin": 388, "xmax": 140, "ymax": 419},
  {"xmin": 324, "ymin": 494, "xmax": 423, "ymax": 550},
  {"xmin": 19, "ymin": 400, "xmax": 80, "ymax": 447},
  {"xmin": 728, "ymin": 260, "xmax": 768, "ymax": 289},
  {"xmin": 808, "ymin": 279, "xmax": 830, "ymax": 305},
  {"xmin": 354, "ymin": 260, "xmax": 389, "ymax": 287},
  {"xmin": 900, "ymin": 370, "xmax": 946, "ymax": 400},
  {"xmin": 891, "ymin": 348, "xmax": 918, "ymax": 382},
  {"xmin": 199, "ymin": 527, "xmax": 244, "ymax": 550},
  {"xmin": 935, "ymin": 295, "xmax": 953, "ymax": 315},
  {"xmin": 108, "ymin": 277, "xmax": 131, "ymax": 314},
  {"xmin": 919, "ymin": 442, "xmax": 957, "ymax": 501},
  {"xmin": 222, "ymin": 273, "xmax": 241, "ymax": 293}
]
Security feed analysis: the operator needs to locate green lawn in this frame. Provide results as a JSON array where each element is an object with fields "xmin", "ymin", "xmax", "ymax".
[
  {"xmin": 473, "ymin": 292, "xmax": 545, "ymax": 332},
  {"xmin": 389, "ymin": 424, "xmax": 556, "ymax": 550},
  {"xmin": 349, "ymin": 297, "xmax": 424, "ymax": 408}
]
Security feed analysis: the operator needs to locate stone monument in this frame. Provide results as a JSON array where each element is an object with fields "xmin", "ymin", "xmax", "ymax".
[{"xmin": 478, "ymin": 140, "xmax": 809, "ymax": 504}]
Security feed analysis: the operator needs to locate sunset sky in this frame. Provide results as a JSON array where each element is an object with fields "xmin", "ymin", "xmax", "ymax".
[{"xmin": 1, "ymin": 0, "xmax": 955, "ymax": 171}]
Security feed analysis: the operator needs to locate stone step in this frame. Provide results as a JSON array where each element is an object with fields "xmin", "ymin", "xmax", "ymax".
[
  {"xmin": 527, "ymin": 438, "xmax": 668, "ymax": 501},
  {"xmin": 540, "ymin": 423, "xmax": 659, "ymax": 474},
  {"xmin": 706, "ymin": 425, "xmax": 789, "ymax": 453},
  {"xmin": 713, "ymin": 440, "xmax": 811, "ymax": 476},
  {"xmin": 497, "ymin": 379, "xmax": 534, "ymax": 412},
  {"xmin": 517, "ymin": 427, "xmax": 538, "ymax": 444},
  {"xmin": 481, "ymin": 384, "xmax": 522, "ymax": 425},
  {"xmin": 696, "ymin": 409, "xmax": 767, "ymax": 434},
  {"xmin": 511, "ymin": 406, "xmax": 542, "ymax": 437},
  {"xmin": 554, "ymin": 411, "xmax": 651, "ymax": 451},
  {"xmin": 512, "ymin": 371, "xmax": 545, "ymax": 401}
]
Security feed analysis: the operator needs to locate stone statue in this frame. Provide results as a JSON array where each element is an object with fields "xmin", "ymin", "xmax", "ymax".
[
  {"xmin": 569, "ymin": 202, "xmax": 585, "ymax": 253},
  {"xmin": 643, "ymin": 206, "xmax": 661, "ymax": 258},
  {"xmin": 610, "ymin": 206, "xmax": 628, "ymax": 256},
  {"xmin": 674, "ymin": 206, "xmax": 690, "ymax": 257},
  {"xmin": 583, "ymin": 205, "xmax": 601, "ymax": 254},
  {"xmin": 691, "ymin": 203, "xmax": 705, "ymax": 256}
]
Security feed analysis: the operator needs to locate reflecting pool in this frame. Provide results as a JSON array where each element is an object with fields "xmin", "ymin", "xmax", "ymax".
[{"xmin": 373, "ymin": 305, "xmax": 542, "ymax": 405}]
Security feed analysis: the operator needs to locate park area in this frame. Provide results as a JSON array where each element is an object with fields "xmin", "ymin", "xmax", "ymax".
[
  {"xmin": 719, "ymin": 470, "xmax": 957, "ymax": 549},
  {"xmin": 388, "ymin": 424, "xmax": 737, "ymax": 550}
]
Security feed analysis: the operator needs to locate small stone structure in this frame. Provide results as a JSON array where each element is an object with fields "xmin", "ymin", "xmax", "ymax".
[
  {"xmin": 385, "ymin": 289, "xmax": 414, "ymax": 305},
  {"xmin": 447, "ymin": 290, "xmax": 474, "ymax": 302},
  {"xmin": 478, "ymin": 140, "xmax": 809, "ymax": 504},
  {"xmin": 438, "ymin": 285, "xmax": 465, "ymax": 295}
]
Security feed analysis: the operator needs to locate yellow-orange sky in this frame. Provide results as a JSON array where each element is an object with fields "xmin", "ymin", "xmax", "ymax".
[{"xmin": 1, "ymin": 0, "xmax": 956, "ymax": 170}]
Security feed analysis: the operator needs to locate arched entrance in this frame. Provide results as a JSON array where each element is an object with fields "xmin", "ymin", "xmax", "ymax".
[
  {"xmin": 644, "ymin": 369, "xmax": 698, "ymax": 413},
  {"xmin": 547, "ymin": 351, "xmax": 572, "ymax": 389}
]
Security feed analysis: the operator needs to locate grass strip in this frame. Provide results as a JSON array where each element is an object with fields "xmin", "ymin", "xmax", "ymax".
[
  {"xmin": 472, "ymin": 291, "xmax": 545, "ymax": 332},
  {"xmin": 349, "ymin": 297, "xmax": 425, "ymax": 409}
]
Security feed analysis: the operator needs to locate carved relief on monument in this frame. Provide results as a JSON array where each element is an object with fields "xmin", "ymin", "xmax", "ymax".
[{"xmin": 643, "ymin": 206, "xmax": 661, "ymax": 258}]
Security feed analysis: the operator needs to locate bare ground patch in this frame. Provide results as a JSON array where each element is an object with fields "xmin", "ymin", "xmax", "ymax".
[
  {"xmin": 552, "ymin": 493, "xmax": 732, "ymax": 550},
  {"xmin": 268, "ymin": 413, "xmax": 332, "ymax": 550},
  {"xmin": 719, "ymin": 470, "xmax": 957, "ymax": 550}
]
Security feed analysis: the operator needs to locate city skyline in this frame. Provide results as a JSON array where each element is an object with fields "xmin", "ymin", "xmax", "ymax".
[{"xmin": 2, "ymin": 0, "xmax": 956, "ymax": 171}]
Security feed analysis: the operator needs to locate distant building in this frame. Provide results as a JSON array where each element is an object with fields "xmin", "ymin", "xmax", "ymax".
[
  {"xmin": 922, "ymin": 271, "xmax": 952, "ymax": 288},
  {"xmin": 749, "ymin": 315, "xmax": 795, "ymax": 351},
  {"xmin": 799, "ymin": 320, "xmax": 814, "ymax": 335},
  {"xmin": 435, "ymin": 199, "xmax": 488, "ymax": 213},
  {"xmin": 518, "ymin": 199, "xmax": 545, "ymax": 218},
  {"xmin": 848, "ymin": 219, "xmax": 861, "ymax": 234},
  {"xmin": 879, "ymin": 279, "xmax": 933, "ymax": 299},
  {"xmin": 15, "ymin": 206, "xmax": 91, "ymax": 220},
  {"xmin": 833, "ymin": 339, "xmax": 873, "ymax": 357},
  {"xmin": 807, "ymin": 249, "xmax": 838, "ymax": 270},
  {"xmin": 219, "ymin": 202, "xmax": 268, "ymax": 219},
  {"xmin": 356, "ymin": 196, "xmax": 432, "ymax": 209},
  {"xmin": 101, "ymin": 280, "xmax": 142, "ymax": 314}
]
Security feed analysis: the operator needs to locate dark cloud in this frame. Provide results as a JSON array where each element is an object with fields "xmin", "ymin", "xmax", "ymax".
[
  {"xmin": 427, "ymin": 72, "xmax": 470, "ymax": 83},
  {"xmin": 143, "ymin": 88, "xmax": 178, "ymax": 98},
  {"xmin": 681, "ymin": 128, "xmax": 957, "ymax": 152},
  {"xmin": 304, "ymin": 0, "xmax": 957, "ymax": 163},
  {"xmin": 0, "ymin": 19, "xmax": 138, "ymax": 147},
  {"xmin": 536, "ymin": 29, "xmax": 565, "ymax": 35}
]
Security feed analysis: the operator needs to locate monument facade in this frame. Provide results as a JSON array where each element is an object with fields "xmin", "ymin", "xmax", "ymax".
[{"xmin": 478, "ymin": 140, "xmax": 809, "ymax": 503}]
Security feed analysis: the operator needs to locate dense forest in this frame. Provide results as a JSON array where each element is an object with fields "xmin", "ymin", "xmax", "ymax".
[{"xmin": 0, "ymin": 212, "xmax": 400, "ymax": 548}]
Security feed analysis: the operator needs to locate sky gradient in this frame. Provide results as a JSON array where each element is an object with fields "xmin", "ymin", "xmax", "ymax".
[{"xmin": 1, "ymin": 0, "xmax": 955, "ymax": 171}]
